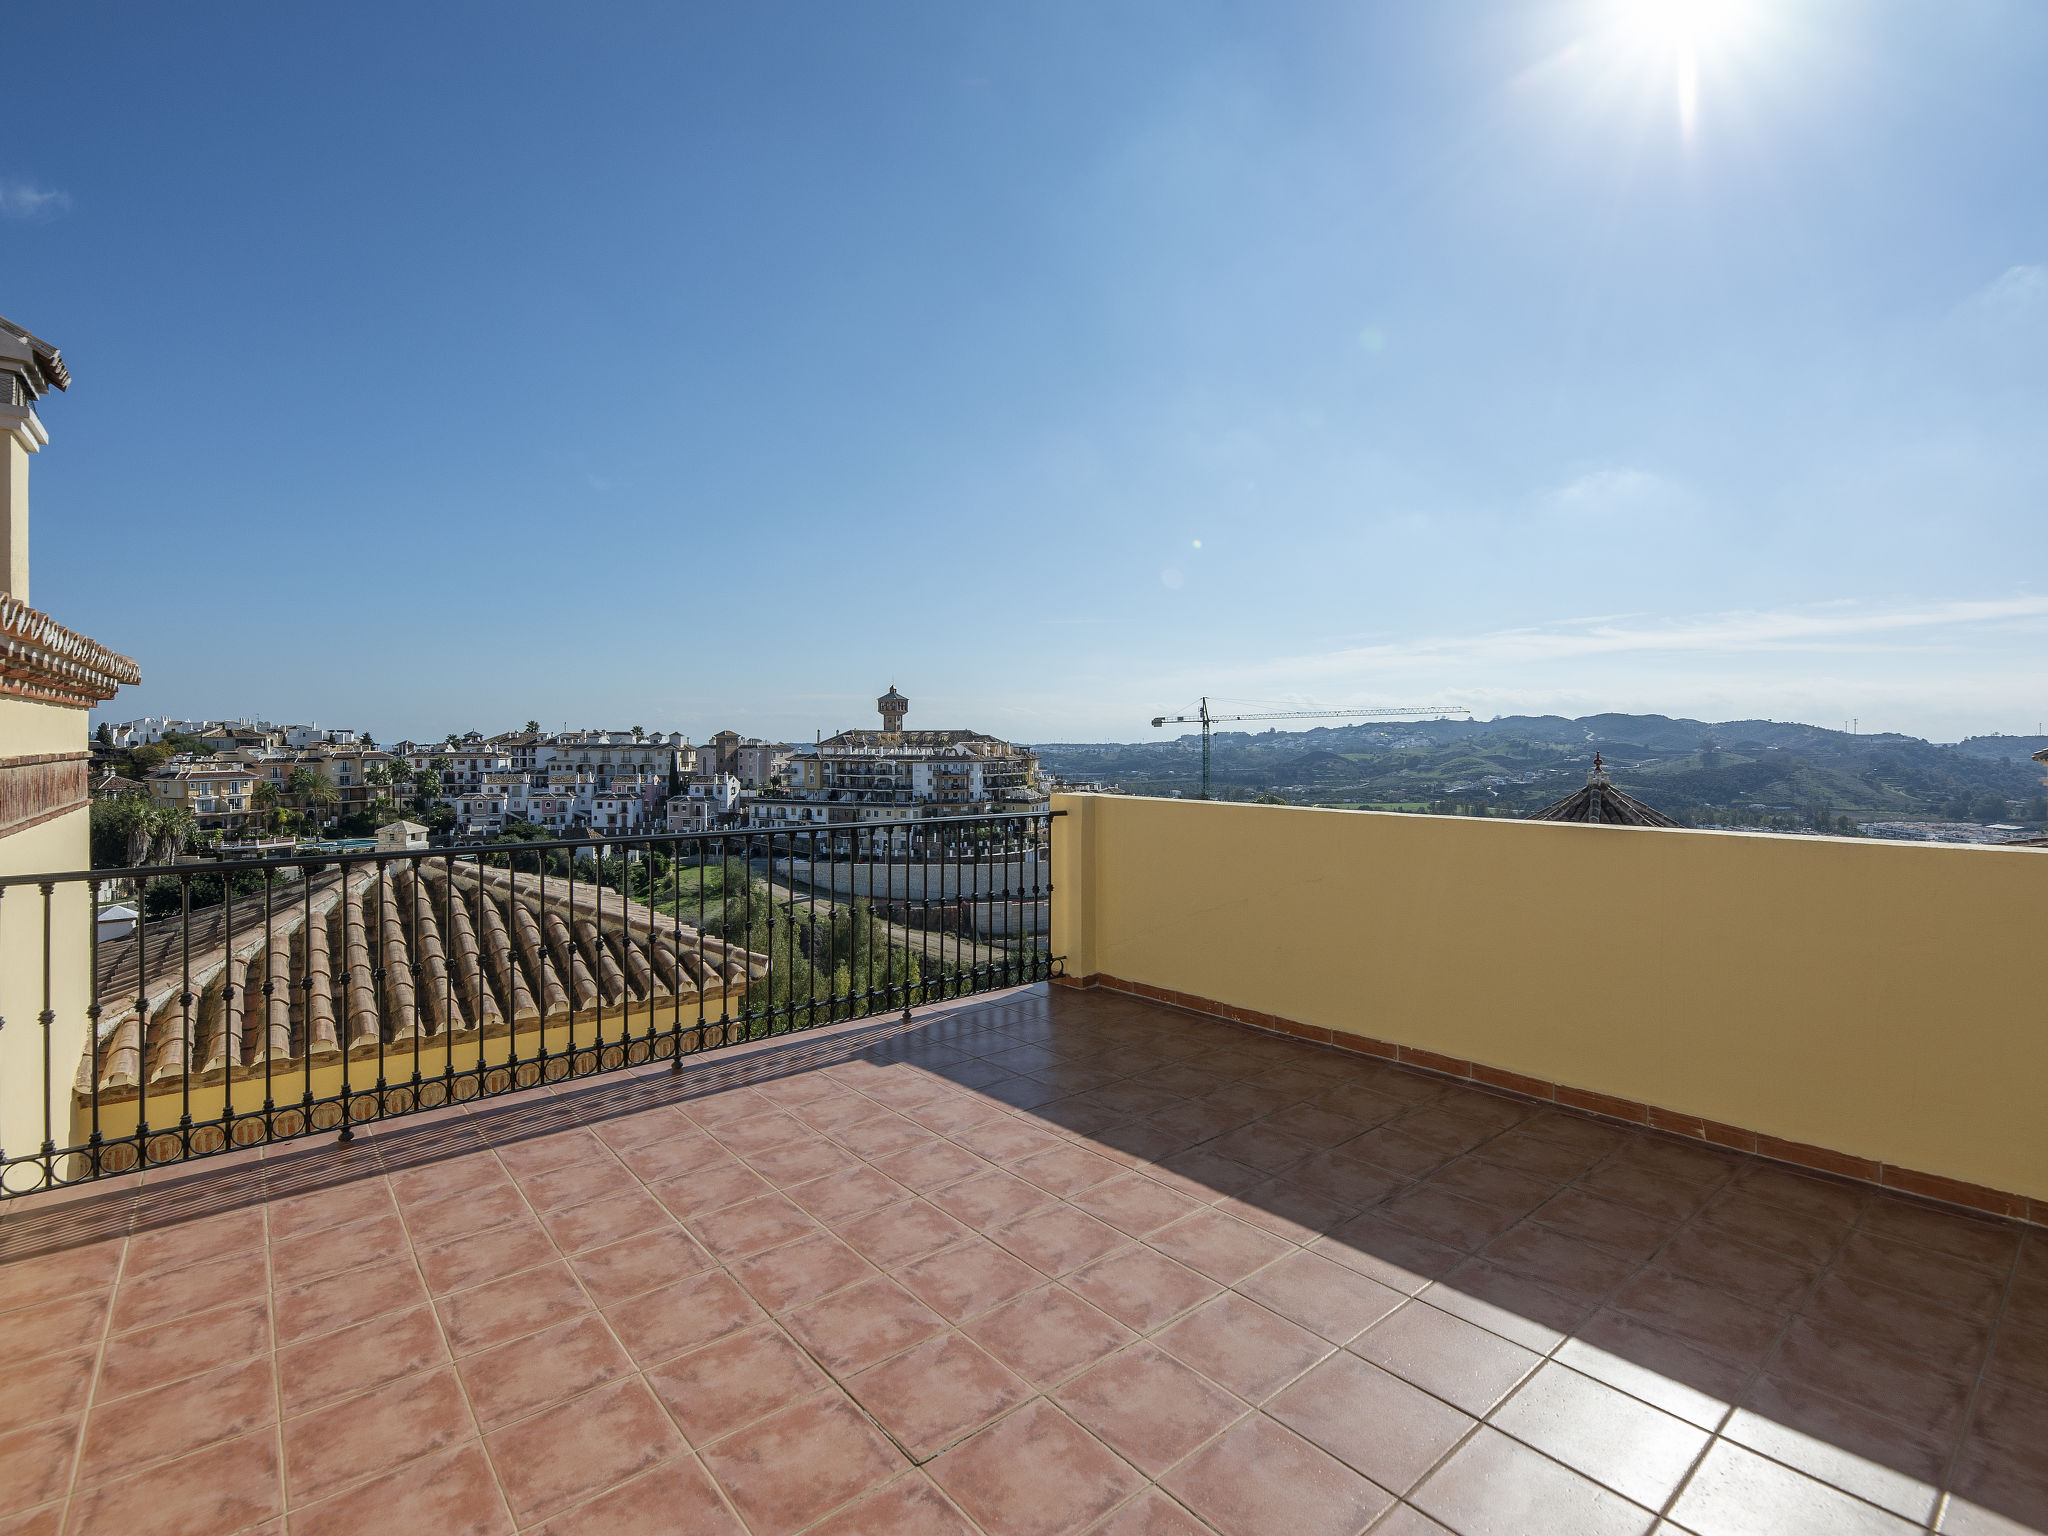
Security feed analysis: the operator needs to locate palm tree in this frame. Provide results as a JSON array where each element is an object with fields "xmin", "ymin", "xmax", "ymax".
[
  {"xmin": 252, "ymin": 781, "xmax": 283, "ymax": 833},
  {"xmin": 147, "ymin": 804, "xmax": 196, "ymax": 865},
  {"xmin": 104, "ymin": 793, "xmax": 156, "ymax": 867},
  {"xmin": 303, "ymin": 777, "xmax": 339, "ymax": 825}
]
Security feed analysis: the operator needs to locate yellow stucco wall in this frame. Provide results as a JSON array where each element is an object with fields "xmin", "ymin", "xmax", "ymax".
[
  {"xmin": 0, "ymin": 697, "xmax": 91, "ymax": 1189},
  {"xmin": 73, "ymin": 996, "xmax": 751, "ymax": 1161},
  {"xmin": 0, "ymin": 696, "xmax": 86, "ymax": 758},
  {"xmin": 0, "ymin": 807, "xmax": 93, "ymax": 1189},
  {"xmin": 1051, "ymin": 793, "xmax": 2048, "ymax": 1203}
]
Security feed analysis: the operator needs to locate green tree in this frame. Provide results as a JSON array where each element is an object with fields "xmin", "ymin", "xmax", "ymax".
[
  {"xmin": 1970, "ymin": 792, "xmax": 2010, "ymax": 823},
  {"xmin": 91, "ymin": 794, "xmax": 154, "ymax": 868},
  {"xmin": 252, "ymin": 781, "xmax": 283, "ymax": 831},
  {"xmin": 305, "ymin": 776, "xmax": 340, "ymax": 823},
  {"xmin": 95, "ymin": 721, "xmax": 114, "ymax": 747},
  {"xmin": 160, "ymin": 730, "xmax": 217, "ymax": 758},
  {"xmin": 525, "ymin": 721, "xmax": 540, "ymax": 736}
]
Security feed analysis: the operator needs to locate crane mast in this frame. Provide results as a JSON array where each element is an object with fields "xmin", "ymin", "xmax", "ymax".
[{"xmin": 1149, "ymin": 697, "xmax": 1472, "ymax": 800}]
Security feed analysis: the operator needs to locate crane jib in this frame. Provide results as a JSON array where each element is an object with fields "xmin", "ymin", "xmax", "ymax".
[{"xmin": 1148, "ymin": 698, "xmax": 1471, "ymax": 800}]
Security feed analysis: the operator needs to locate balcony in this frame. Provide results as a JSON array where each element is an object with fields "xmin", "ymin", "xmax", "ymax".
[
  {"xmin": 0, "ymin": 799, "xmax": 2042, "ymax": 1533},
  {"xmin": 0, "ymin": 980, "xmax": 2039, "ymax": 1534}
]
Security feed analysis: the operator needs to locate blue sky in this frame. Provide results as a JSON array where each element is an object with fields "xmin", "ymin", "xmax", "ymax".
[{"xmin": 7, "ymin": 1, "xmax": 2044, "ymax": 744}]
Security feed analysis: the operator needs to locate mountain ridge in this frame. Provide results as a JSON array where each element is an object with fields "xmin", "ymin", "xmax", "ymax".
[{"xmin": 1032, "ymin": 715, "xmax": 2048, "ymax": 831}]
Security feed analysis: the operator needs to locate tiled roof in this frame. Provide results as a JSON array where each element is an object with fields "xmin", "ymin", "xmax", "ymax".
[
  {"xmin": 0, "ymin": 313, "xmax": 68, "ymax": 394},
  {"xmin": 0, "ymin": 593, "xmax": 140, "ymax": 709},
  {"xmin": 1526, "ymin": 756, "xmax": 1680, "ymax": 828},
  {"xmin": 84, "ymin": 866, "xmax": 767, "ymax": 1100}
]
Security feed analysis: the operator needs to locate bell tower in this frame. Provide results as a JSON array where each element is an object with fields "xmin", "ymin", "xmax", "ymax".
[{"xmin": 877, "ymin": 685, "xmax": 908, "ymax": 734}]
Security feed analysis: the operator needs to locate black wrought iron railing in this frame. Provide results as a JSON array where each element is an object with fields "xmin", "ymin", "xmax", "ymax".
[{"xmin": 0, "ymin": 811, "xmax": 1054, "ymax": 1197}]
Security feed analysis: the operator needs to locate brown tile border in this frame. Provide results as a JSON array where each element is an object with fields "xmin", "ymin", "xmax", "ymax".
[{"xmin": 1056, "ymin": 972, "xmax": 2043, "ymax": 1229}]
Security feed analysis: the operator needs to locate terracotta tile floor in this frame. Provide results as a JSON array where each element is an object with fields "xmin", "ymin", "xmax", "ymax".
[{"xmin": 2, "ymin": 982, "xmax": 2045, "ymax": 1535}]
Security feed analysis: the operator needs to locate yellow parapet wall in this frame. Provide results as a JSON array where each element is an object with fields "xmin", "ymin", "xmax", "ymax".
[
  {"xmin": 67, "ymin": 994, "xmax": 753, "ymax": 1174},
  {"xmin": 1051, "ymin": 793, "xmax": 2048, "ymax": 1207}
]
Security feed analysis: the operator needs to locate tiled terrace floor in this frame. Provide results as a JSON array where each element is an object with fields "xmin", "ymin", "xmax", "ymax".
[{"xmin": 1, "ymin": 984, "xmax": 2044, "ymax": 1536}]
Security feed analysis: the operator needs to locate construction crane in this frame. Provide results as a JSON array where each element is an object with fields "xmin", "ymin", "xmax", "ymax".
[{"xmin": 1150, "ymin": 698, "xmax": 1472, "ymax": 801}]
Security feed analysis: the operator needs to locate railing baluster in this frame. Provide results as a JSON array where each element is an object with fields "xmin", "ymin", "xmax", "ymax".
[
  {"xmin": 39, "ymin": 881, "xmax": 55, "ymax": 1176},
  {"xmin": 86, "ymin": 879, "xmax": 102, "ymax": 1178},
  {"xmin": 338, "ymin": 863, "xmax": 355, "ymax": 1144},
  {"xmin": 2, "ymin": 813, "xmax": 1045, "ymax": 1197},
  {"xmin": 179, "ymin": 873, "xmax": 193, "ymax": 1153}
]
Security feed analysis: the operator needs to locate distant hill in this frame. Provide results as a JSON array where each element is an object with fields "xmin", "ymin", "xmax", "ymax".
[
  {"xmin": 1034, "ymin": 715, "xmax": 2048, "ymax": 833},
  {"xmin": 1952, "ymin": 734, "xmax": 2048, "ymax": 761}
]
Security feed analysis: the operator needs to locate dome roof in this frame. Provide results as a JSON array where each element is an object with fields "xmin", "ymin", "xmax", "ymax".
[{"xmin": 1527, "ymin": 754, "xmax": 1680, "ymax": 828}]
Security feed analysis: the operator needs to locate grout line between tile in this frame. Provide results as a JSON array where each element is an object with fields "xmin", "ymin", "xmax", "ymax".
[
  {"xmin": 1928, "ymin": 1229, "xmax": 2029, "ymax": 1535},
  {"xmin": 26, "ymin": 986, "xmax": 2030, "ymax": 1536}
]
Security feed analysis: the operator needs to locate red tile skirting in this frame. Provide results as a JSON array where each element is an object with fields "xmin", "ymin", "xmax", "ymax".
[{"xmin": 1055, "ymin": 972, "xmax": 2043, "ymax": 1229}]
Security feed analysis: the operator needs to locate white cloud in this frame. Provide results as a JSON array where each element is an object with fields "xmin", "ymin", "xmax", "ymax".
[
  {"xmin": 1048, "ymin": 595, "xmax": 2048, "ymax": 743},
  {"xmin": 0, "ymin": 180, "xmax": 72, "ymax": 222},
  {"xmin": 1243, "ymin": 595, "xmax": 2048, "ymax": 683},
  {"xmin": 1972, "ymin": 264, "xmax": 2047, "ymax": 315},
  {"xmin": 1544, "ymin": 466, "xmax": 1686, "ymax": 518}
]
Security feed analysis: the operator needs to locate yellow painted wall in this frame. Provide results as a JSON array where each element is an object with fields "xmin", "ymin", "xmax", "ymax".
[
  {"xmin": 2, "ymin": 436, "xmax": 30, "ymax": 601},
  {"xmin": 71, "ymin": 996, "xmax": 751, "ymax": 1163},
  {"xmin": 1052, "ymin": 793, "xmax": 2048, "ymax": 1202},
  {"xmin": 0, "ymin": 803, "xmax": 92, "ymax": 1190},
  {"xmin": 0, "ymin": 696, "xmax": 85, "ymax": 758}
]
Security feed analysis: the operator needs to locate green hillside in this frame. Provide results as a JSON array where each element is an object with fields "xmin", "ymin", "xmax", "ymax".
[{"xmin": 1036, "ymin": 716, "xmax": 2048, "ymax": 833}]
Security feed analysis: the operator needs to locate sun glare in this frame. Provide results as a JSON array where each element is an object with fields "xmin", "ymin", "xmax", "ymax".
[
  {"xmin": 1608, "ymin": 0, "xmax": 1758, "ymax": 140},
  {"xmin": 1617, "ymin": 0, "xmax": 1753, "ymax": 53}
]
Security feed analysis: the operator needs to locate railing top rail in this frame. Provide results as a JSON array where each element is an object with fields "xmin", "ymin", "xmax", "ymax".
[{"xmin": 0, "ymin": 808, "xmax": 1057, "ymax": 888}]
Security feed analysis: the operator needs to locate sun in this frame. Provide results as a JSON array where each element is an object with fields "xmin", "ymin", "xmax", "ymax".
[
  {"xmin": 1605, "ymin": 0, "xmax": 1760, "ymax": 139},
  {"xmin": 1615, "ymin": 0, "xmax": 1755, "ymax": 53}
]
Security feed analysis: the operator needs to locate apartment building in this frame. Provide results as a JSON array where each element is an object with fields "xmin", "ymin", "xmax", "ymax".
[
  {"xmin": 745, "ymin": 686, "xmax": 1045, "ymax": 833},
  {"xmin": 394, "ymin": 729, "xmax": 689, "ymax": 836},
  {"xmin": 666, "ymin": 772, "xmax": 742, "ymax": 833},
  {"xmin": 145, "ymin": 763, "xmax": 257, "ymax": 828},
  {"xmin": 693, "ymin": 730, "xmax": 792, "ymax": 788},
  {"xmin": 392, "ymin": 743, "xmax": 513, "ymax": 794}
]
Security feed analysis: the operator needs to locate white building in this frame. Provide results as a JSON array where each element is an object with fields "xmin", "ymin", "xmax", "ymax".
[
  {"xmin": 745, "ymin": 687, "xmax": 1044, "ymax": 838},
  {"xmin": 283, "ymin": 724, "xmax": 359, "ymax": 749},
  {"xmin": 667, "ymin": 773, "xmax": 742, "ymax": 833},
  {"xmin": 694, "ymin": 731, "xmax": 791, "ymax": 788},
  {"xmin": 102, "ymin": 716, "xmax": 177, "ymax": 748},
  {"xmin": 589, "ymin": 786, "xmax": 647, "ymax": 834}
]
